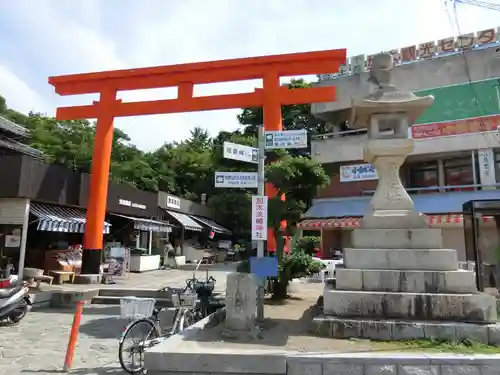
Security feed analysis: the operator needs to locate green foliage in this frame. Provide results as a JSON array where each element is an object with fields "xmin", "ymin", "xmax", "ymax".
[
  {"xmin": 296, "ymin": 236, "xmax": 321, "ymax": 255},
  {"xmin": 271, "ymin": 249, "xmax": 325, "ymax": 298}
]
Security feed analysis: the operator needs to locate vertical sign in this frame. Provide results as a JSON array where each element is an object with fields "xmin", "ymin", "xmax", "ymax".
[
  {"xmin": 478, "ymin": 149, "xmax": 496, "ymax": 187},
  {"xmin": 251, "ymin": 195, "xmax": 268, "ymax": 241}
]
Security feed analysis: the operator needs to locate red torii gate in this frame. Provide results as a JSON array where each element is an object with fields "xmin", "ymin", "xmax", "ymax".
[{"xmin": 48, "ymin": 49, "xmax": 346, "ymax": 274}]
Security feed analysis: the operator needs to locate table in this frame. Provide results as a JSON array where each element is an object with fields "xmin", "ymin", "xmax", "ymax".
[{"xmin": 49, "ymin": 270, "xmax": 75, "ymax": 285}]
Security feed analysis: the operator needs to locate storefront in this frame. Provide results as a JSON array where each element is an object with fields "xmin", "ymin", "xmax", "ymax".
[
  {"xmin": 0, "ymin": 154, "xmax": 99, "ymax": 278},
  {"xmin": 157, "ymin": 191, "xmax": 231, "ymax": 262},
  {"xmin": 80, "ymin": 174, "xmax": 173, "ymax": 272}
]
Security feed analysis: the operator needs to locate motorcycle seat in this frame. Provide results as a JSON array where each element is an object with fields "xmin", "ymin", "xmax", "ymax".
[{"xmin": 0, "ymin": 285, "xmax": 23, "ymax": 299}]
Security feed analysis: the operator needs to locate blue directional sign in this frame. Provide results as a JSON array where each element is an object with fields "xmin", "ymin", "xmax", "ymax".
[{"xmin": 250, "ymin": 256, "xmax": 278, "ymax": 278}]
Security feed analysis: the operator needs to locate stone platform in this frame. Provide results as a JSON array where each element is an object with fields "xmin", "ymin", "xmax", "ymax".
[
  {"xmin": 324, "ymin": 288, "xmax": 497, "ymax": 322},
  {"xmin": 311, "ymin": 315, "xmax": 500, "ymax": 345}
]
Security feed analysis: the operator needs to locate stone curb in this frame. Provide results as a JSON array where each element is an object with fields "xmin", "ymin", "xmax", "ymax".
[
  {"xmin": 287, "ymin": 352, "xmax": 500, "ymax": 375},
  {"xmin": 145, "ymin": 308, "xmax": 287, "ymax": 374}
]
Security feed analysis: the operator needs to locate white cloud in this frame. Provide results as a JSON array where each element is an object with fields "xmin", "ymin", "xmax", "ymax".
[
  {"xmin": 0, "ymin": 65, "xmax": 48, "ymax": 114},
  {"xmin": 0, "ymin": 0, "xmax": 498, "ymax": 150}
]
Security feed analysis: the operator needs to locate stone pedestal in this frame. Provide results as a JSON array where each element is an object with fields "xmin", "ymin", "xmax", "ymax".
[
  {"xmin": 315, "ymin": 52, "xmax": 498, "ymax": 344},
  {"xmin": 223, "ymin": 272, "xmax": 261, "ymax": 339}
]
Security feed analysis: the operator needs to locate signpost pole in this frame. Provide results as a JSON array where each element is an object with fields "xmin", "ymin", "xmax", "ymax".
[{"xmin": 256, "ymin": 125, "xmax": 265, "ymax": 322}]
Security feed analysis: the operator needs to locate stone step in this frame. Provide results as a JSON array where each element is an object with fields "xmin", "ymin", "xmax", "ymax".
[
  {"xmin": 335, "ymin": 268, "xmax": 476, "ymax": 293},
  {"xmin": 344, "ymin": 248, "xmax": 458, "ymax": 271},
  {"xmin": 323, "ymin": 289, "xmax": 497, "ymax": 323},
  {"xmin": 310, "ymin": 315, "xmax": 500, "ymax": 345},
  {"xmin": 352, "ymin": 228, "xmax": 442, "ymax": 249}
]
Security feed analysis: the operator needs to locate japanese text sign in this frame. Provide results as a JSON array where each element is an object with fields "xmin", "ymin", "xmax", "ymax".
[
  {"xmin": 215, "ymin": 172, "xmax": 258, "ymax": 188},
  {"xmin": 251, "ymin": 195, "xmax": 268, "ymax": 241}
]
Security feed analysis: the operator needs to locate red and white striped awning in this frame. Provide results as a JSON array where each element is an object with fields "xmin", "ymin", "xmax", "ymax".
[{"xmin": 297, "ymin": 214, "xmax": 495, "ymax": 230}]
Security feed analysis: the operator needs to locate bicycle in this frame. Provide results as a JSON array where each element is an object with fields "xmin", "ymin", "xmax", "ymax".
[
  {"xmin": 118, "ymin": 286, "xmax": 197, "ymax": 374},
  {"xmin": 118, "ymin": 274, "xmax": 221, "ymax": 374}
]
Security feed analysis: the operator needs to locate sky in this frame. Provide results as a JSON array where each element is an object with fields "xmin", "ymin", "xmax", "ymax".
[{"xmin": 0, "ymin": 0, "xmax": 498, "ymax": 151}]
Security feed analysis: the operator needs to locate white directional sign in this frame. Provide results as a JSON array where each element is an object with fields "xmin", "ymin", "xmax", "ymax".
[
  {"xmin": 223, "ymin": 142, "xmax": 258, "ymax": 164},
  {"xmin": 251, "ymin": 195, "xmax": 268, "ymax": 241},
  {"xmin": 214, "ymin": 172, "xmax": 258, "ymax": 188},
  {"xmin": 265, "ymin": 129, "xmax": 308, "ymax": 149}
]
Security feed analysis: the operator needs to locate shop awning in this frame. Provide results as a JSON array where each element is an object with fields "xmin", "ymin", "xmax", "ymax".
[
  {"xmin": 297, "ymin": 214, "xmax": 495, "ymax": 230},
  {"xmin": 30, "ymin": 203, "xmax": 111, "ymax": 233},
  {"xmin": 190, "ymin": 215, "xmax": 232, "ymax": 235},
  {"xmin": 110, "ymin": 213, "xmax": 173, "ymax": 233},
  {"xmin": 163, "ymin": 210, "xmax": 203, "ymax": 232},
  {"xmin": 304, "ymin": 190, "xmax": 500, "ymax": 219}
]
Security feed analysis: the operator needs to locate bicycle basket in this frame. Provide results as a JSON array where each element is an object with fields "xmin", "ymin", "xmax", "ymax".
[
  {"xmin": 120, "ymin": 297, "xmax": 156, "ymax": 319},
  {"xmin": 172, "ymin": 293, "xmax": 197, "ymax": 309}
]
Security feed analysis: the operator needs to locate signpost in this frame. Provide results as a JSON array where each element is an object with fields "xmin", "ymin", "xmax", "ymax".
[
  {"xmin": 265, "ymin": 129, "xmax": 308, "ymax": 149},
  {"xmin": 223, "ymin": 141, "xmax": 259, "ymax": 164},
  {"xmin": 217, "ymin": 127, "xmax": 308, "ymax": 322},
  {"xmin": 214, "ymin": 172, "xmax": 258, "ymax": 188}
]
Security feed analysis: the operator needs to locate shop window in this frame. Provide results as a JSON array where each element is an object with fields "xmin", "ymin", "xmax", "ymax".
[
  {"xmin": 407, "ymin": 161, "xmax": 438, "ymax": 194},
  {"xmin": 444, "ymin": 157, "xmax": 474, "ymax": 191},
  {"xmin": 495, "ymin": 152, "xmax": 500, "ymax": 185}
]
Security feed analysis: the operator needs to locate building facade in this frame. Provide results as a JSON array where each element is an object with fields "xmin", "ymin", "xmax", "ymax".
[{"xmin": 300, "ymin": 26, "xmax": 500, "ymax": 264}]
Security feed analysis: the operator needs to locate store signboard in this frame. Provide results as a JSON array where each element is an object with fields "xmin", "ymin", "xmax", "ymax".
[
  {"xmin": 166, "ymin": 195, "xmax": 181, "ymax": 209},
  {"xmin": 317, "ymin": 27, "xmax": 500, "ymax": 81},
  {"xmin": 251, "ymin": 195, "xmax": 268, "ymax": 241},
  {"xmin": 214, "ymin": 172, "xmax": 258, "ymax": 188},
  {"xmin": 412, "ymin": 115, "xmax": 500, "ymax": 139},
  {"xmin": 223, "ymin": 141, "xmax": 258, "ymax": 164},
  {"xmin": 340, "ymin": 163, "xmax": 378, "ymax": 182},
  {"xmin": 478, "ymin": 148, "xmax": 496, "ymax": 187},
  {"xmin": 265, "ymin": 129, "xmax": 308, "ymax": 149}
]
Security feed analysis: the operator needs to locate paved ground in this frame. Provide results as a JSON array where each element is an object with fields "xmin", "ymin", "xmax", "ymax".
[{"xmin": 0, "ymin": 266, "xmax": 234, "ymax": 375}]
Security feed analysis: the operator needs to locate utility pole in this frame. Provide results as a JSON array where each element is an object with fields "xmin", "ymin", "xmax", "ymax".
[{"xmin": 256, "ymin": 125, "xmax": 265, "ymax": 321}]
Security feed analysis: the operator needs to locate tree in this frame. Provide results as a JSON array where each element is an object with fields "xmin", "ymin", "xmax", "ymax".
[{"xmin": 265, "ymin": 154, "xmax": 330, "ymax": 298}]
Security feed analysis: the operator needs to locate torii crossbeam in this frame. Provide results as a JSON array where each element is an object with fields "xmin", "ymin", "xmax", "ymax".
[{"xmin": 49, "ymin": 49, "xmax": 346, "ymax": 274}]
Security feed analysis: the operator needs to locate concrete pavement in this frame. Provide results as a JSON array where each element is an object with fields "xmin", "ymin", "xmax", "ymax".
[{"xmin": 0, "ymin": 266, "xmax": 233, "ymax": 374}]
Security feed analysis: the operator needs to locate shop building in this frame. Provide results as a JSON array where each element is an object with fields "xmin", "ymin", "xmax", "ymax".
[
  {"xmin": 0, "ymin": 116, "xmax": 44, "ymax": 159},
  {"xmin": 157, "ymin": 191, "xmax": 232, "ymax": 263},
  {"xmin": 299, "ymin": 27, "xmax": 500, "ymax": 264}
]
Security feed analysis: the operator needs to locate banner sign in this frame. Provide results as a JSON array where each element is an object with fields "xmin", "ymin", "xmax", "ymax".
[
  {"xmin": 251, "ymin": 195, "xmax": 268, "ymax": 240},
  {"xmin": 412, "ymin": 115, "xmax": 500, "ymax": 139}
]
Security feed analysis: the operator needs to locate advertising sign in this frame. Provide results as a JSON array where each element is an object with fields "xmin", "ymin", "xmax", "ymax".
[
  {"xmin": 214, "ymin": 172, "xmax": 258, "ymax": 188},
  {"xmin": 340, "ymin": 163, "xmax": 378, "ymax": 182},
  {"xmin": 412, "ymin": 115, "xmax": 500, "ymax": 139},
  {"xmin": 251, "ymin": 195, "xmax": 268, "ymax": 240},
  {"xmin": 223, "ymin": 141, "xmax": 259, "ymax": 164},
  {"xmin": 317, "ymin": 27, "xmax": 500, "ymax": 82},
  {"xmin": 265, "ymin": 129, "xmax": 308, "ymax": 149}
]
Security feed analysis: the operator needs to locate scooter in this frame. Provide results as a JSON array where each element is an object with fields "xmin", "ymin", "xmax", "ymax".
[{"xmin": 0, "ymin": 275, "xmax": 32, "ymax": 325}]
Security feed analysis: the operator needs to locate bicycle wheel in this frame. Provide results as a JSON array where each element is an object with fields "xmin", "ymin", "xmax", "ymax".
[{"xmin": 118, "ymin": 319, "xmax": 160, "ymax": 374}]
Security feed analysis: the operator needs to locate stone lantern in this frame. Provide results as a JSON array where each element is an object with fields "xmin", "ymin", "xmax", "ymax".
[{"xmin": 350, "ymin": 52, "xmax": 434, "ymax": 231}]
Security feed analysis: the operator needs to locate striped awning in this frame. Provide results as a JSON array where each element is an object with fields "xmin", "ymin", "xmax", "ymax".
[
  {"xmin": 163, "ymin": 210, "xmax": 203, "ymax": 232},
  {"xmin": 190, "ymin": 215, "xmax": 232, "ymax": 234},
  {"xmin": 30, "ymin": 203, "xmax": 111, "ymax": 234},
  {"xmin": 110, "ymin": 213, "xmax": 173, "ymax": 233},
  {"xmin": 297, "ymin": 214, "xmax": 495, "ymax": 230}
]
